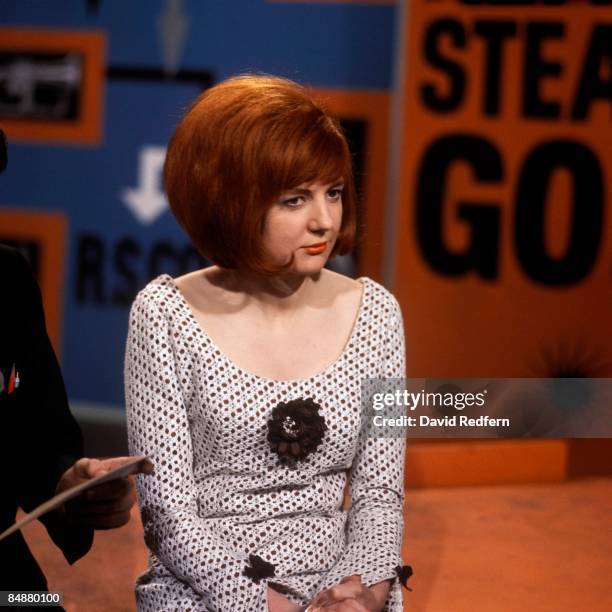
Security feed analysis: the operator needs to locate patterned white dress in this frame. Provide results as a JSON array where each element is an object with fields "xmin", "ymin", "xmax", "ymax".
[{"xmin": 125, "ymin": 274, "xmax": 408, "ymax": 611}]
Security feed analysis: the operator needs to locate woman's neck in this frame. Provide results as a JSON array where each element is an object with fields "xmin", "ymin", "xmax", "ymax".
[{"xmin": 204, "ymin": 266, "xmax": 326, "ymax": 319}]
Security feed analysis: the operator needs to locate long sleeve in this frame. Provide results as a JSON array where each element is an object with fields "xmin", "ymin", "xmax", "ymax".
[
  {"xmin": 316, "ymin": 293, "xmax": 407, "ymax": 604},
  {"xmin": 125, "ymin": 291, "xmax": 270, "ymax": 611}
]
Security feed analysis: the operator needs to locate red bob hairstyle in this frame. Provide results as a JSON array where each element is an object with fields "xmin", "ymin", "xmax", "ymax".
[{"xmin": 163, "ymin": 74, "xmax": 357, "ymax": 277}]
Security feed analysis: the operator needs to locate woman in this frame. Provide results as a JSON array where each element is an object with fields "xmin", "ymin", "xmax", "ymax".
[{"xmin": 125, "ymin": 74, "xmax": 411, "ymax": 611}]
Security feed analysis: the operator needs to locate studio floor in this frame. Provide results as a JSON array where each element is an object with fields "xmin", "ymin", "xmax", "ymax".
[{"xmin": 21, "ymin": 478, "xmax": 612, "ymax": 611}]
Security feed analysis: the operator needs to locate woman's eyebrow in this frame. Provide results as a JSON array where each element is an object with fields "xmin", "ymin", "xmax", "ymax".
[
  {"xmin": 285, "ymin": 187, "xmax": 311, "ymax": 196},
  {"xmin": 283, "ymin": 182, "xmax": 345, "ymax": 196}
]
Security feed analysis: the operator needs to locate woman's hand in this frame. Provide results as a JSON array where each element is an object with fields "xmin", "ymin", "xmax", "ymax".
[
  {"xmin": 267, "ymin": 585, "xmax": 303, "ymax": 612},
  {"xmin": 306, "ymin": 575, "xmax": 386, "ymax": 612}
]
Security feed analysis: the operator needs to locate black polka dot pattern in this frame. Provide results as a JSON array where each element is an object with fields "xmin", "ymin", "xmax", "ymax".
[{"xmin": 125, "ymin": 274, "xmax": 407, "ymax": 611}]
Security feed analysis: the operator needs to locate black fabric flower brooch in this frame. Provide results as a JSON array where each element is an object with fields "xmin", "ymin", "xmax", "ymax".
[
  {"xmin": 267, "ymin": 397, "xmax": 327, "ymax": 463},
  {"xmin": 394, "ymin": 564, "xmax": 413, "ymax": 591},
  {"xmin": 242, "ymin": 554, "xmax": 276, "ymax": 583}
]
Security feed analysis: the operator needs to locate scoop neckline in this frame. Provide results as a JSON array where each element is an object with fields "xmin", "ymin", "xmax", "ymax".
[{"xmin": 158, "ymin": 273, "xmax": 369, "ymax": 384}]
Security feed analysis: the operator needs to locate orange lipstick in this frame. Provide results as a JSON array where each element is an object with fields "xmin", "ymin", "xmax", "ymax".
[{"xmin": 304, "ymin": 242, "xmax": 327, "ymax": 254}]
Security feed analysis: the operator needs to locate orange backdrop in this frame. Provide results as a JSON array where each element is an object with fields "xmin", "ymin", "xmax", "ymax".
[{"xmin": 394, "ymin": 1, "xmax": 611, "ymax": 378}]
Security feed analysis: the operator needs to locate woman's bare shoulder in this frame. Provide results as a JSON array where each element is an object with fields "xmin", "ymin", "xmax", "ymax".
[
  {"xmin": 318, "ymin": 269, "xmax": 363, "ymax": 314},
  {"xmin": 173, "ymin": 270, "xmax": 199, "ymax": 295},
  {"xmin": 173, "ymin": 267, "xmax": 223, "ymax": 311},
  {"xmin": 322, "ymin": 268, "xmax": 362, "ymax": 295}
]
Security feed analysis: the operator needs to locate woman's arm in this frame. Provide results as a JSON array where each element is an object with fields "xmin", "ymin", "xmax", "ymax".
[
  {"xmin": 125, "ymin": 290, "xmax": 272, "ymax": 611},
  {"xmin": 312, "ymin": 292, "xmax": 408, "ymax": 609}
]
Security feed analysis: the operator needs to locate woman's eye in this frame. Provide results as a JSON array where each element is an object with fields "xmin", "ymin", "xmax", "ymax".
[
  {"xmin": 281, "ymin": 196, "xmax": 304, "ymax": 207},
  {"xmin": 327, "ymin": 188, "xmax": 343, "ymax": 200}
]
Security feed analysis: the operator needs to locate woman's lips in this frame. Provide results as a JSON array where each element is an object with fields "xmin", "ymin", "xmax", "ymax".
[{"xmin": 304, "ymin": 242, "xmax": 327, "ymax": 254}]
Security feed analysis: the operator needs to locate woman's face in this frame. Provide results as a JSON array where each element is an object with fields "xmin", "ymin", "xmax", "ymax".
[{"xmin": 261, "ymin": 178, "xmax": 344, "ymax": 277}]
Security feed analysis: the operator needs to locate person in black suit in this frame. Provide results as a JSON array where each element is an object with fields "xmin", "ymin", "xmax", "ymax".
[
  {"xmin": 0, "ymin": 244, "xmax": 153, "ymax": 598},
  {"xmin": 0, "ymin": 130, "xmax": 151, "ymax": 603}
]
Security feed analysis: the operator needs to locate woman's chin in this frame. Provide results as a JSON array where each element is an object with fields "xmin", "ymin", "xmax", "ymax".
[{"xmin": 299, "ymin": 259, "xmax": 328, "ymax": 274}]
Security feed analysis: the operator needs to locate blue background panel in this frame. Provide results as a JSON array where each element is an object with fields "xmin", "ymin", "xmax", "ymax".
[{"xmin": 0, "ymin": 1, "xmax": 395, "ymax": 408}]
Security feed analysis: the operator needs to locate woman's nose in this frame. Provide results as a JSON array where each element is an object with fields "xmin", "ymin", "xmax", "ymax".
[{"xmin": 309, "ymin": 194, "xmax": 333, "ymax": 229}]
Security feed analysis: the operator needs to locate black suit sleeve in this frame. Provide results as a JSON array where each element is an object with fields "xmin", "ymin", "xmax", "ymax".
[{"xmin": 10, "ymin": 248, "xmax": 94, "ymax": 564}]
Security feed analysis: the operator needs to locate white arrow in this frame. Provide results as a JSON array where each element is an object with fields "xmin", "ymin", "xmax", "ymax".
[
  {"xmin": 121, "ymin": 146, "xmax": 168, "ymax": 225},
  {"xmin": 157, "ymin": 0, "xmax": 190, "ymax": 76}
]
